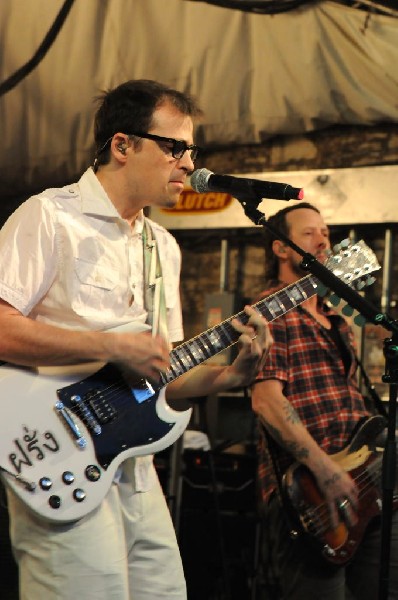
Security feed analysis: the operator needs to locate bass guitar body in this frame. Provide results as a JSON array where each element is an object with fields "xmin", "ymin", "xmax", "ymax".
[{"xmin": 283, "ymin": 415, "xmax": 393, "ymax": 565}]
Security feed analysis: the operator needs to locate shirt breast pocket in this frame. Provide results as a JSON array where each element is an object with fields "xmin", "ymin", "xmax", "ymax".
[{"xmin": 72, "ymin": 257, "xmax": 119, "ymax": 315}]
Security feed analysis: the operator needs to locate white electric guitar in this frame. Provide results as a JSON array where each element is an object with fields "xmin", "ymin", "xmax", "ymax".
[{"xmin": 0, "ymin": 240, "xmax": 380, "ymax": 522}]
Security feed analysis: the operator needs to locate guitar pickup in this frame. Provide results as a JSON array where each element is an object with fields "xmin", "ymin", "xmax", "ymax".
[{"xmin": 86, "ymin": 390, "xmax": 117, "ymax": 424}]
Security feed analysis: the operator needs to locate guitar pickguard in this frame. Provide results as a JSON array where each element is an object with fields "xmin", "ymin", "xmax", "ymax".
[{"xmin": 57, "ymin": 363, "xmax": 175, "ymax": 469}]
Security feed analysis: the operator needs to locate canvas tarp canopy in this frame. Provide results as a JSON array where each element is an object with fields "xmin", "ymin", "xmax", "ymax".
[{"xmin": 0, "ymin": 0, "xmax": 397, "ymax": 222}]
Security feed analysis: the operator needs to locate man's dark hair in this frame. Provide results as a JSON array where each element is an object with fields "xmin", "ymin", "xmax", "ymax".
[
  {"xmin": 93, "ymin": 79, "xmax": 202, "ymax": 168},
  {"xmin": 263, "ymin": 202, "xmax": 321, "ymax": 281}
]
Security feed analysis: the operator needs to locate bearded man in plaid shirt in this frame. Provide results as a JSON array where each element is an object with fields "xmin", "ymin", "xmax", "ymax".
[{"xmin": 251, "ymin": 202, "xmax": 398, "ymax": 599}]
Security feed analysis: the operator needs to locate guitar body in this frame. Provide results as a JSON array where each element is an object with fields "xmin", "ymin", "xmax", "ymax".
[
  {"xmin": 0, "ymin": 362, "xmax": 191, "ymax": 523},
  {"xmin": 283, "ymin": 416, "xmax": 391, "ymax": 565}
]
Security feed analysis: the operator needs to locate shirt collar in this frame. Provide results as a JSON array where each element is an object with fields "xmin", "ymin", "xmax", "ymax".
[{"xmin": 77, "ymin": 167, "xmax": 144, "ymax": 232}]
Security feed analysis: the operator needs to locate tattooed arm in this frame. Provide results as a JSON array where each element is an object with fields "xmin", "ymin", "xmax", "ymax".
[{"xmin": 252, "ymin": 378, "xmax": 358, "ymax": 525}]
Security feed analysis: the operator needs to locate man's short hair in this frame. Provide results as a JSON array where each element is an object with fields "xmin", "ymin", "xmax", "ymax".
[{"xmin": 93, "ymin": 79, "xmax": 202, "ymax": 168}]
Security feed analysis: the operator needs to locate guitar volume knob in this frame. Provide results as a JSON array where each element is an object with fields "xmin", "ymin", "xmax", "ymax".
[
  {"xmin": 48, "ymin": 495, "xmax": 61, "ymax": 509},
  {"xmin": 39, "ymin": 477, "xmax": 52, "ymax": 491},
  {"xmin": 73, "ymin": 489, "xmax": 86, "ymax": 503},
  {"xmin": 62, "ymin": 471, "xmax": 75, "ymax": 485},
  {"xmin": 85, "ymin": 464, "xmax": 101, "ymax": 482}
]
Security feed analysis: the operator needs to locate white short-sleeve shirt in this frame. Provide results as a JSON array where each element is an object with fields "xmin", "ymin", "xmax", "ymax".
[{"xmin": 0, "ymin": 167, "xmax": 184, "ymax": 491}]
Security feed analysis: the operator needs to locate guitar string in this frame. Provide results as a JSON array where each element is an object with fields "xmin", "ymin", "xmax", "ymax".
[
  {"xmin": 304, "ymin": 460, "xmax": 380, "ymax": 531},
  {"xmin": 61, "ymin": 340, "xmax": 214, "ymax": 423},
  {"xmin": 64, "ymin": 378, "xmax": 139, "ymax": 421},
  {"xmin": 62, "ymin": 280, "xmax": 317, "ymax": 422},
  {"xmin": 61, "ymin": 297, "xmax": 259, "ymax": 423},
  {"xmin": 299, "ymin": 457, "xmax": 382, "ymax": 536},
  {"xmin": 62, "ymin": 310, "xmax": 245, "ymax": 424}
]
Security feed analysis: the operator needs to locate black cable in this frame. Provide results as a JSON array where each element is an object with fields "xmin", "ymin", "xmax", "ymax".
[
  {"xmin": 184, "ymin": 0, "xmax": 398, "ymax": 17},
  {"xmin": 185, "ymin": 0, "xmax": 316, "ymax": 14},
  {"xmin": 0, "ymin": 0, "xmax": 76, "ymax": 97}
]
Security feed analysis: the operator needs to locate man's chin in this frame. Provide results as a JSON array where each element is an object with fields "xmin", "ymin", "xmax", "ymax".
[
  {"xmin": 316, "ymin": 253, "xmax": 329, "ymax": 264},
  {"xmin": 162, "ymin": 197, "xmax": 178, "ymax": 209},
  {"xmin": 156, "ymin": 194, "xmax": 179, "ymax": 209}
]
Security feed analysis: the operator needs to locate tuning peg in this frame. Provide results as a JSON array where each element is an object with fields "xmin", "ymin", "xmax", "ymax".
[
  {"xmin": 355, "ymin": 280, "xmax": 366, "ymax": 290},
  {"xmin": 342, "ymin": 304, "xmax": 354, "ymax": 317},
  {"xmin": 365, "ymin": 276, "xmax": 376, "ymax": 286},
  {"xmin": 316, "ymin": 282, "xmax": 328, "ymax": 297},
  {"xmin": 333, "ymin": 239, "xmax": 350, "ymax": 253},
  {"xmin": 354, "ymin": 313, "xmax": 367, "ymax": 327},
  {"xmin": 329, "ymin": 293, "xmax": 341, "ymax": 306}
]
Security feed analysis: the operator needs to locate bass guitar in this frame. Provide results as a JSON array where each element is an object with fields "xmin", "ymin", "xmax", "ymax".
[
  {"xmin": 0, "ymin": 240, "xmax": 379, "ymax": 522},
  {"xmin": 283, "ymin": 415, "xmax": 394, "ymax": 565}
]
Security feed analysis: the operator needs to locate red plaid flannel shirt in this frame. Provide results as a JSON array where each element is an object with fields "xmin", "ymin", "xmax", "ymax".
[{"xmin": 254, "ymin": 284, "xmax": 369, "ymax": 505}]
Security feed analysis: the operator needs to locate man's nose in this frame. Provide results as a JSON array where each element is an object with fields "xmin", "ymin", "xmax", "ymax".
[
  {"xmin": 317, "ymin": 232, "xmax": 328, "ymax": 247},
  {"xmin": 178, "ymin": 150, "xmax": 195, "ymax": 172}
]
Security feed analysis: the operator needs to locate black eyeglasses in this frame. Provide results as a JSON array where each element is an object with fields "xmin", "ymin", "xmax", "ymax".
[{"xmin": 129, "ymin": 132, "xmax": 200, "ymax": 161}]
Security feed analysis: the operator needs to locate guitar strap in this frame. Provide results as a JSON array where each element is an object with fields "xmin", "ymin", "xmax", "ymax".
[
  {"xmin": 142, "ymin": 218, "xmax": 169, "ymax": 344},
  {"xmin": 328, "ymin": 317, "xmax": 386, "ymax": 419},
  {"xmin": 355, "ymin": 351, "xmax": 388, "ymax": 419}
]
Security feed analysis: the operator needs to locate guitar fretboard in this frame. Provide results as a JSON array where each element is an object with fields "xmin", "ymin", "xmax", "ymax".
[{"xmin": 158, "ymin": 274, "xmax": 318, "ymax": 388}]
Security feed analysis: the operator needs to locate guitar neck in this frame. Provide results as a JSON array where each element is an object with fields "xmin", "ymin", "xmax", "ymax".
[{"xmin": 159, "ymin": 274, "xmax": 318, "ymax": 388}]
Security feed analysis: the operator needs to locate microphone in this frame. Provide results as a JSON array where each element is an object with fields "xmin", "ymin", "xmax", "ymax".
[{"xmin": 190, "ymin": 168, "xmax": 304, "ymax": 201}]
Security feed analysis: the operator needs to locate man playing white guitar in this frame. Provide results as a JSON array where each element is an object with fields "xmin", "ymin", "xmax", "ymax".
[
  {"xmin": 0, "ymin": 80, "xmax": 271, "ymax": 600},
  {"xmin": 251, "ymin": 202, "xmax": 398, "ymax": 599}
]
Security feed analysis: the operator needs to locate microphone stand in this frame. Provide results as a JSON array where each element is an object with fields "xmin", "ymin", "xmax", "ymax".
[{"xmin": 239, "ymin": 199, "xmax": 398, "ymax": 600}]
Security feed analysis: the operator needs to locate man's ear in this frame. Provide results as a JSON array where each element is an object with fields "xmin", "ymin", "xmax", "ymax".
[
  {"xmin": 272, "ymin": 239, "xmax": 287, "ymax": 258},
  {"xmin": 112, "ymin": 134, "xmax": 129, "ymax": 159},
  {"xmin": 117, "ymin": 143, "xmax": 127, "ymax": 155}
]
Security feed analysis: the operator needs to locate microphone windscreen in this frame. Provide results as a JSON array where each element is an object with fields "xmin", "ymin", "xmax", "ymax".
[{"xmin": 190, "ymin": 168, "xmax": 213, "ymax": 193}]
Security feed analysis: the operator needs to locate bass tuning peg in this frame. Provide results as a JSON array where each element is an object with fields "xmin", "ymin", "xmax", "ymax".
[{"xmin": 342, "ymin": 304, "xmax": 354, "ymax": 317}]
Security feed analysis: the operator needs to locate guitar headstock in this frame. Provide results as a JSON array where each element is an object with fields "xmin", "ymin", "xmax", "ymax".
[
  {"xmin": 325, "ymin": 239, "xmax": 380, "ymax": 289},
  {"xmin": 319, "ymin": 239, "xmax": 381, "ymax": 325}
]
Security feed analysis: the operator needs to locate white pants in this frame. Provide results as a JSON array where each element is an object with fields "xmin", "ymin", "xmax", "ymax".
[{"xmin": 7, "ymin": 468, "xmax": 186, "ymax": 600}]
